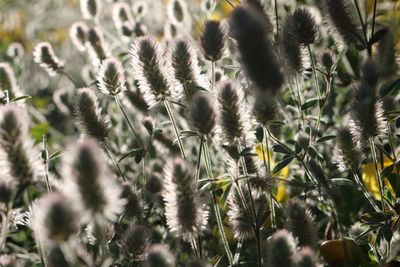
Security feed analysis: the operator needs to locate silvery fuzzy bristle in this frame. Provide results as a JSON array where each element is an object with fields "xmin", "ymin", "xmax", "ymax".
[
  {"xmin": 266, "ymin": 229, "xmax": 297, "ymax": 267},
  {"xmin": 252, "ymin": 90, "xmax": 278, "ymax": 126},
  {"xmin": 130, "ymin": 36, "xmax": 178, "ymax": 108},
  {"xmin": 33, "ymin": 42, "xmax": 64, "ymax": 77},
  {"xmin": 6, "ymin": 42, "xmax": 24, "ymax": 58},
  {"xmin": 69, "ymin": 21, "xmax": 88, "ymax": 52},
  {"xmin": 97, "ymin": 57, "xmax": 127, "ymax": 96},
  {"xmin": 332, "ymin": 127, "xmax": 362, "ymax": 172},
  {"xmin": 112, "ymin": 2, "xmax": 134, "ymax": 31},
  {"xmin": 377, "ymin": 30, "xmax": 399, "ymax": 79},
  {"xmin": 0, "ymin": 106, "xmax": 41, "ymax": 186},
  {"xmin": 283, "ymin": 8, "xmax": 318, "ymax": 46},
  {"xmin": 350, "ymin": 59, "xmax": 386, "ymax": 140},
  {"xmin": 80, "ymin": 0, "xmax": 100, "ymax": 20},
  {"xmin": 167, "ymin": 0, "xmax": 192, "ymax": 31},
  {"xmin": 316, "ymin": 0, "xmax": 365, "ymax": 48},
  {"xmin": 163, "ymin": 158, "xmax": 209, "ymax": 241},
  {"xmin": 227, "ymin": 184, "xmax": 268, "ymax": 240},
  {"xmin": 121, "ymin": 182, "xmax": 144, "ymax": 219},
  {"xmin": 75, "ymin": 87, "xmax": 110, "ymax": 143},
  {"xmin": 201, "ymin": 0, "xmax": 216, "ymax": 14},
  {"xmin": 0, "ymin": 62, "xmax": 22, "ymax": 99},
  {"xmin": 121, "ymin": 224, "xmax": 148, "ymax": 260},
  {"xmin": 189, "ymin": 92, "xmax": 217, "ymax": 135},
  {"xmin": 217, "ymin": 80, "xmax": 251, "ymax": 145},
  {"xmin": 145, "ymin": 244, "xmax": 175, "ymax": 267},
  {"xmin": 200, "ymin": 20, "xmax": 227, "ymax": 62},
  {"xmin": 167, "ymin": 38, "xmax": 207, "ymax": 97},
  {"xmin": 86, "ymin": 27, "xmax": 109, "ymax": 66},
  {"xmin": 61, "ymin": 138, "xmax": 126, "ymax": 223},
  {"xmin": 132, "ymin": 1, "xmax": 148, "ymax": 20},
  {"xmin": 30, "ymin": 193, "xmax": 78, "ymax": 244},
  {"xmin": 285, "ymin": 199, "xmax": 318, "ymax": 249}
]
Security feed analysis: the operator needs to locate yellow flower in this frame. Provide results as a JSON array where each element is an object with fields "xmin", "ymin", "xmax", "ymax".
[
  {"xmin": 361, "ymin": 157, "xmax": 396, "ymax": 200},
  {"xmin": 256, "ymin": 144, "xmax": 290, "ymax": 202},
  {"xmin": 220, "ymin": 0, "xmax": 240, "ymax": 16}
]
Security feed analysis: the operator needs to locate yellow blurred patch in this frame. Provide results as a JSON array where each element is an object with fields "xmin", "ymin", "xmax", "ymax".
[
  {"xmin": 256, "ymin": 144, "xmax": 290, "ymax": 202},
  {"xmin": 361, "ymin": 157, "xmax": 397, "ymax": 200},
  {"xmin": 220, "ymin": 0, "xmax": 241, "ymax": 16}
]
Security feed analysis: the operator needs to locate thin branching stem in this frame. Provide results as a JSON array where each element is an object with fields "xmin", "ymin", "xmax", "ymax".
[
  {"xmin": 164, "ymin": 100, "xmax": 186, "ymax": 159},
  {"xmin": 115, "ymin": 95, "xmax": 144, "ymax": 149},
  {"xmin": 104, "ymin": 143, "xmax": 126, "ymax": 182},
  {"xmin": 203, "ymin": 140, "xmax": 234, "ymax": 265},
  {"xmin": 369, "ymin": 138, "xmax": 388, "ymax": 222},
  {"xmin": 351, "ymin": 169, "xmax": 380, "ymax": 212},
  {"xmin": 307, "ymin": 45, "xmax": 322, "ymax": 139}
]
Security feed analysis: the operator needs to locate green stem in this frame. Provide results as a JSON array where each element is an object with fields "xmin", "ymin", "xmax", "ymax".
[
  {"xmin": 115, "ymin": 95, "xmax": 144, "ymax": 149},
  {"xmin": 203, "ymin": 140, "xmax": 234, "ymax": 265},
  {"xmin": 62, "ymin": 72, "xmax": 79, "ymax": 88},
  {"xmin": 307, "ymin": 45, "xmax": 322, "ymax": 139},
  {"xmin": 274, "ymin": 0, "xmax": 279, "ymax": 39},
  {"xmin": 196, "ymin": 135, "xmax": 205, "ymax": 184},
  {"xmin": 371, "ymin": 0, "xmax": 378, "ymax": 38},
  {"xmin": 351, "ymin": 170, "xmax": 380, "ymax": 212},
  {"xmin": 104, "ymin": 143, "xmax": 126, "ymax": 182},
  {"xmin": 369, "ymin": 138, "xmax": 387, "ymax": 221},
  {"xmin": 164, "ymin": 100, "xmax": 186, "ymax": 159},
  {"xmin": 211, "ymin": 61, "xmax": 215, "ymax": 94},
  {"xmin": 353, "ymin": 0, "xmax": 370, "ymax": 55},
  {"xmin": 0, "ymin": 201, "xmax": 12, "ymax": 251},
  {"xmin": 42, "ymin": 136, "xmax": 52, "ymax": 194}
]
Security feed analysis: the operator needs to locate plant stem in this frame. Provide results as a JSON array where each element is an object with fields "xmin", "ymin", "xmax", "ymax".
[
  {"xmin": 369, "ymin": 138, "xmax": 387, "ymax": 221},
  {"xmin": 353, "ymin": 0, "xmax": 370, "ymax": 54},
  {"xmin": 307, "ymin": 45, "xmax": 322, "ymax": 139},
  {"xmin": 351, "ymin": 169, "xmax": 380, "ymax": 212},
  {"xmin": 203, "ymin": 140, "xmax": 234, "ymax": 265},
  {"xmin": 62, "ymin": 72, "xmax": 79, "ymax": 88},
  {"xmin": 371, "ymin": 0, "xmax": 378, "ymax": 38},
  {"xmin": 211, "ymin": 61, "xmax": 216, "ymax": 94},
  {"xmin": 0, "ymin": 201, "xmax": 12, "ymax": 251},
  {"xmin": 115, "ymin": 95, "xmax": 144, "ymax": 149},
  {"xmin": 42, "ymin": 136, "xmax": 52, "ymax": 194},
  {"xmin": 164, "ymin": 100, "xmax": 186, "ymax": 159},
  {"xmin": 104, "ymin": 143, "xmax": 126, "ymax": 182},
  {"xmin": 274, "ymin": 0, "xmax": 279, "ymax": 39},
  {"xmin": 196, "ymin": 135, "xmax": 205, "ymax": 184}
]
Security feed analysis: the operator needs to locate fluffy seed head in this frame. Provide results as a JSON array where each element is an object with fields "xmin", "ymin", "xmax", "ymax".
[
  {"xmin": 284, "ymin": 8, "xmax": 318, "ymax": 46},
  {"xmin": 33, "ymin": 42, "xmax": 64, "ymax": 76},
  {"xmin": 86, "ymin": 27, "xmax": 109, "ymax": 66},
  {"xmin": 333, "ymin": 127, "xmax": 362, "ymax": 172},
  {"xmin": 317, "ymin": 0, "xmax": 365, "ymax": 48},
  {"xmin": 97, "ymin": 57, "xmax": 127, "ymax": 96},
  {"xmin": 47, "ymin": 246, "xmax": 70, "ymax": 267},
  {"xmin": 200, "ymin": 20, "xmax": 226, "ymax": 62},
  {"xmin": 167, "ymin": 38, "xmax": 207, "ymax": 95},
  {"xmin": 121, "ymin": 182, "xmax": 144, "ymax": 219},
  {"xmin": 285, "ymin": 199, "xmax": 318, "ymax": 248},
  {"xmin": 69, "ymin": 21, "xmax": 88, "ymax": 52},
  {"xmin": 350, "ymin": 60, "xmax": 386, "ymax": 140},
  {"xmin": 6, "ymin": 42, "xmax": 24, "ymax": 58},
  {"xmin": 61, "ymin": 138, "xmax": 126, "ymax": 223},
  {"xmin": 0, "ymin": 62, "xmax": 21, "ymax": 99},
  {"xmin": 145, "ymin": 244, "xmax": 175, "ymax": 267},
  {"xmin": 75, "ymin": 87, "xmax": 109, "ymax": 143},
  {"xmin": 31, "ymin": 193, "xmax": 78, "ymax": 244},
  {"xmin": 189, "ymin": 92, "xmax": 217, "ymax": 135},
  {"xmin": 377, "ymin": 30, "xmax": 399, "ymax": 79},
  {"xmin": 163, "ymin": 158, "xmax": 209, "ymax": 241},
  {"xmin": 266, "ymin": 229, "xmax": 297, "ymax": 267},
  {"xmin": 217, "ymin": 81, "xmax": 250, "ymax": 145},
  {"xmin": 80, "ymin": 0, "xmax": 100, "ymax": 20},
  {"xmin": 130, "ymin": 36, "xmax": 176, "ymax": 108},
  {"xmin": 252, "ymin": 91, "xmax": 278, "ymax": 125},
  {"xmin": 132, "ymin": 1, "xmax": 148, "ymax": 20},
  {"xmin": 121, "ymin": 225, "xmax": 148, "ymax": 260},
  {"xmin": 167, "ymin": 0, "xmax": 191, "ymax": 29},
  {"xmin": 230, "ymin": 7, "xmax": 283, "ymax": 93},
  {"xmin": 227, "ymin": 184, "xmax": 268, "ymax": 240},
  {"xmin": 201, "ymin": 0, "xmax": 216, "ymax": 14},
  {"xmin": 0, "ymin": 106, "xmax": 40, "ymax": 185}
]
